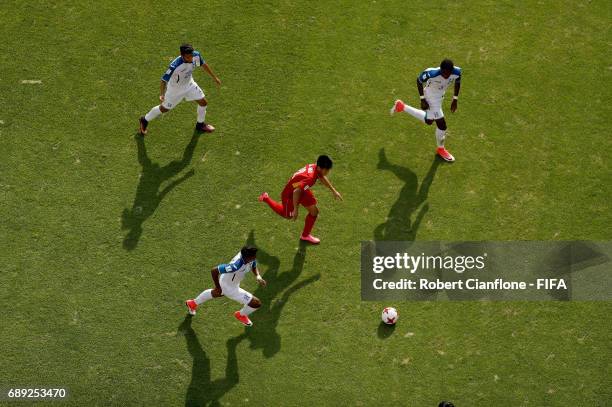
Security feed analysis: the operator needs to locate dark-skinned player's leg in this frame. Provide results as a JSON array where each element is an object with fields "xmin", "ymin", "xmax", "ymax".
[
  {"xmin": 234, "ymin": 291, "xmax": 261, "ymax": 327},
  {"xmin": 434, "ymin": 118, "xmax": 454, "ymax": 162},
  {"xmin": 185, "ymin": 267, "xmax": 224, "ymax": 315},
  {"xmin": 435, "ymin": 117, "xmax": 447, "ymax": 130},
  {"xmin": 247, "ymin": 297, "xmax": 261, "ymax": 309}
]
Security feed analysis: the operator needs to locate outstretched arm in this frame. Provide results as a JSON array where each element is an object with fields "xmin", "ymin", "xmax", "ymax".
[
  {"xmin": 159, "ymin": 169, "xmax": 195, "ymax": 199},
  {"xmin": 319, "ymin": 175, "xmax": 343, "ymax": 201},
  {"xmin": 251, "ymin": 264, "xmax": 267, "ymax": 287},
  {"xmin": 202, "ymin": 63, "xmax": 221, "ymax": 86}
]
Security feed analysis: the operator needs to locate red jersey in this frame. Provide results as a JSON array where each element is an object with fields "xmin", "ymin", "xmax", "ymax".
[{"xmin": 282, "ymin": 163, "xmax": 319, "ymax": 197}]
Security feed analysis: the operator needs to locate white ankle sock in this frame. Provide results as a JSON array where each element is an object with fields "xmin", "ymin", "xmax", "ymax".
[
  {"xmin": 197, "ymin": 105, "xmax": 207, "ymax": 123},
  {"xmin": 144, "ymin": 105, "xmax": 163, "ymax": 122},
  {"xmin": 436, "ymin": 128, "xmax": 446, "ymax": 148},
  {"xmin": 195, "ymin": 289, "xmax": 213, "ymax": 305},
  {"xmin": 239, "ymin": 305, "xmax": 256, "ymax": 316},
  {"xmin": 403, "ymin": 104, "xmax": 426, "ymax": 122}
]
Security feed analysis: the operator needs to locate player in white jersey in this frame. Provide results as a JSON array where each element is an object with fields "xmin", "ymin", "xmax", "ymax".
[
  {"xmin": 390, "ymin": 59, "xmax": 462, "ymax": 162},
  {"xmin": 185, "ymin": 246, "xmax": 267, "ymax": 327},
  {"xmin": 139, "ymin": 43, "xmax": 221, "ymax": 135}
]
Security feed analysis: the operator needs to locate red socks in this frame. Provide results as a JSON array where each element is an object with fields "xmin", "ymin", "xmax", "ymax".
[
  {"xmin": 302, "ymin": 214, "xmax": 317, "ymax": 237},
  {"xmin": 263, "ymin": 196, "xmax": 318, "ymax": 236},
  {"xmin": 264, "ymin": 196, "xmax": 286, "ymax": 217}
]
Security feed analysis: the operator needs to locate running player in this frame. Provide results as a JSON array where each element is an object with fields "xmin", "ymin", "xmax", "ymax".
[
  {"xmin": 390, "ymin": 59, "xmax": 462, "ymax": 162},
  {"xmin": 139, "ymin": 43, "xmax": 221, "ymax": 135},
  {"xmin": 185, "ymin": 246, "xmax": 266, "ymax": 327},
  {"xmin": 258, "ymin": 155, "xmax": 342, "ymax": 245}
]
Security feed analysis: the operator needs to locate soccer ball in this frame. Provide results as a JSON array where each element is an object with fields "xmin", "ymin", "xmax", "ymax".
[{"xmin": 381, "ymin": 307, "xmax": 398, "ymax": 325}]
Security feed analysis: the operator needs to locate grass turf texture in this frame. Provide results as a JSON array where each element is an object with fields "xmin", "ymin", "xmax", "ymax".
[{"xmin": 1, "ymin": 0, "xmax": 611, "ymax": 405}]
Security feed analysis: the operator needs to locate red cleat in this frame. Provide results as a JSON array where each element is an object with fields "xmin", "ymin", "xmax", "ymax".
[
  {"xmin": 390, "ymin": 99, "xmax": 405, "ymax": 115},
  {"xmin": 234, "ymin": 311, "xmax": 253, "ymax": 326},
  {"xmin": 258, "ymin": 192, "xmax": 269, "ymax": 202},
  {"xmin": 300, "ymin": 234, "xmax": 321, "ymax": 245},
  {"xmin": 185, "ymin": 299, "xmax": 198, "ymax": 316},
  {"xmin": 436, "ymin": 147, "xmax": 455, "ymax": 162}
]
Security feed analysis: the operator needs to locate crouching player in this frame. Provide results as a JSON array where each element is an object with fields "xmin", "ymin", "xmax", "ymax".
[{"xmin": 185, "ymin": 246, "xmax": 266, "ymax": 327}]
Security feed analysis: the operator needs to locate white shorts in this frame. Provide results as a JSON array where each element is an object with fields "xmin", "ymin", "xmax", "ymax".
[
  {"xmin": 219, "ymin": 281, "xmax": 253, "ymax": 305},
  {"xmin": 424, "ymin": 95, "xmax": 444, "ymax": 120},
  {"xmin": 162, "ymin": 82, "xmax": 205, "ymax": 110}
]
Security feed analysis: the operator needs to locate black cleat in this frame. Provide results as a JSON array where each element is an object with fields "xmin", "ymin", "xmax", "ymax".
[
  {"xmin": 139, "ymin": 117, "xmax": 148, "ymax": 135},
  {"xmin": 195, "ymin": 122, "xmax": 215, "ymax": 133}
]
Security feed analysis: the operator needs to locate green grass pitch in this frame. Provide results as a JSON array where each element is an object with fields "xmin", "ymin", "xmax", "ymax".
[{"xmin": 1, "ymin": 0, "xmax": 611, "ymax": 405}]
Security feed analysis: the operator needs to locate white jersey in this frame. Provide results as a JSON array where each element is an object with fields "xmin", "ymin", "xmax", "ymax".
[
  {"xmin": 418, "ymin": 66, "xmax": 462, "ymax": 100},
  {"xmin": 162, "ymin": 51, "xmax": 205, "ymax": 89},
  {"xmin": 218, "ymin": 252, "xmax": 257, "ymax": 287}
]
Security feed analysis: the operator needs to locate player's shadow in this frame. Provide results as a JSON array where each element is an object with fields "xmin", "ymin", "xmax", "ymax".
[
  {"xmin": 177, "ymin": 316, "xmax": 241, "ymax": 407},
  {"xmin": 121, "ymin": 132, "xmax": 200, "ymax": 250},
  {"xmin": 238, "ymin": 231, "xmax": 320, "ymax": 358},
  {"xmin": 374, "ymin": 148, "xmax": 440, "ymax": 242}
]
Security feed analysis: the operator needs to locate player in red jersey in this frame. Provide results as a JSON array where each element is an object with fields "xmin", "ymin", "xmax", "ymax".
[{"xmin": 258, "ymin": 155, "xmax": 342, "ymax": 244}]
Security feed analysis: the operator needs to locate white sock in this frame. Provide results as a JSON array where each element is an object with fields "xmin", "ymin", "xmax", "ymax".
[
  {"xmin": 197, "ymin": 105, "xmax": 207, "ymax": 123},
  {"xmin": 144, "ymin": 106, "xmax": 163, "ymax": 122},
  {"xmin": 436, "ymin": 128, "xmax": 446, "ymax": 148},
  {"xmin": 195, "ymin": 289, "xmax": 213, "ymax": 305},
  {"xmin": 239, "ymin": 305, "xmax": 257, "ymax": 316},
  {"xmin": 403, "ymin": 104, "xmax": 426, "ymax": 123}
]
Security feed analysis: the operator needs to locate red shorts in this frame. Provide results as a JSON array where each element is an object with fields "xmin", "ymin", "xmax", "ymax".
[{"xmin": 281, "ymin": 189, "xmax": 317, "ymax": 218}]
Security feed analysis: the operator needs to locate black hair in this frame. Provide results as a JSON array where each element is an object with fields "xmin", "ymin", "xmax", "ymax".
[
  {"xmin": 440, "ymin": 59, "xmax": 454, "ymax": 71},
  {"xmin": 180, "ymin": 43, "xmax": 194, "ymax": 55},
  {"xmin": 438, "ymin": 402, "xmax": 455, "ymax": 407},
  {"xmin": 316, "ymin": 154, "xmax": 333, "ymax": 169},
  {"xmin": 241, "ymin": 245, "xmax": 258, "ymax": 259}
]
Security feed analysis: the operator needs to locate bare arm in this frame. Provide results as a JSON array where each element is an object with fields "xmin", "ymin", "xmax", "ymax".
[
  {"xmin": 451, "ymin": 81, "xmax": 460, "ymax": 113},
  {"xmin": 417, "ymin": 79, "xmax": 428, "ymax": 110},
  {"xmin": 251, "ymin": 265, "xmax": 266, "ymax": 286},
  {"xmin": 454, "ymin": 80, "xmax": 461, "ymax": 97},
  {"xmin": 417, "ymin": 79, "xmax": 424, "ymax": 97},
  {"xmin": 202, "ymin": 63, "xmax": 221, "ymax": 86},
  {"xmin": 320, "ymin": 175, "xmax": 343, "ymax": 200},
  {"xmin": 159, "ymin": 80, "xmax": 167, "ymax": 102}
]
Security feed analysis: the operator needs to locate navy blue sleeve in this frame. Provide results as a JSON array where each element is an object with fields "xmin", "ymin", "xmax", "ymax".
[
  {"xmin": 417, "ymin": 70, "xmax": 429, "ymax": 84},
  {"xmin": 161, "ymin": 65, "xmax": 175, "ymax": 82},
  {"xmin": 162, "ymin": 58, "xmax": 181, "ymax": 82},
  {"xmin": 218, "ymin": 257, "xmax": 244, "ymax": 274}
]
